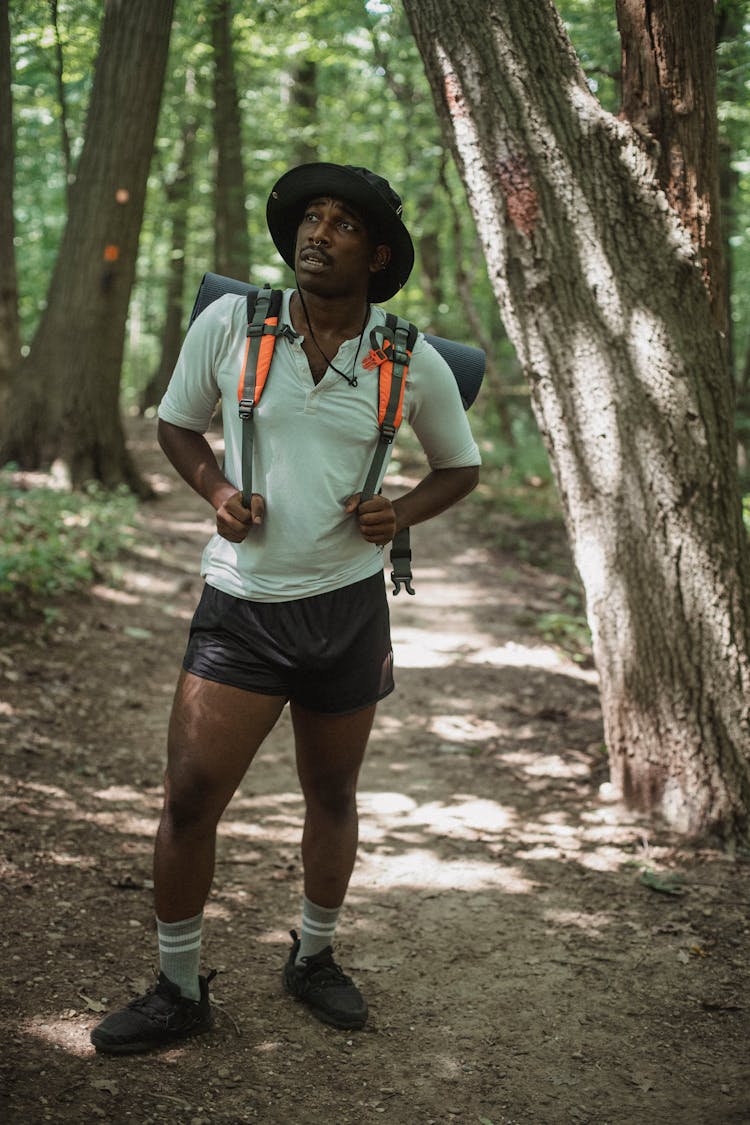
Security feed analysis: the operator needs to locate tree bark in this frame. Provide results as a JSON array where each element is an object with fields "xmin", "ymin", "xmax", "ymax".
[
  {"xmin": 210, "ymin": 0, "xmax": 250, "ymax": 280},
  {"xmin": 0, "ymin": 0, "xmax": 175, "ymax": 492},
  {"xmin": 0, "ymin": 0, "xmax": 20, "ymax": 418},
  {"xmin": 403, "ymin": 0, "xmax": 750, "ymax": 842},
  {"xmin": 615, "ymin": 0, "xmax": 726, "ymax": 334}
]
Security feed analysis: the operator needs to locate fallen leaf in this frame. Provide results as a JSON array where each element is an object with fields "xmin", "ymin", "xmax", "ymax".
[
  {"xmin": 123, "ymin": 626, "xmax": 153, "ymax": 640},
  {"xmin": 79, "ymin": 992, "xmax": 106, "ymax": 1013},
  {"xmin": 91, "ymin": 1079, "xmax": 119, "ymax": 1095}
]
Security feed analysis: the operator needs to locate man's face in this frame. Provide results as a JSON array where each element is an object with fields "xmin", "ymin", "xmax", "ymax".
[{"xmin": 294, "ymin": 196, "xmax": 391, "ymax": 298}]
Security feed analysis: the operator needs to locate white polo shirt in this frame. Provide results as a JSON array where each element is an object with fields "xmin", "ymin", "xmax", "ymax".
[{"xmin": 158, "ymin": 290, "xmax": 481, "ymax": 602}]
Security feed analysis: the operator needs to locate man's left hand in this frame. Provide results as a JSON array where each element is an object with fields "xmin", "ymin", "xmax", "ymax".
[{"xmin": 344, "ymin": 493, "xmax": 397, "ymax": 545}]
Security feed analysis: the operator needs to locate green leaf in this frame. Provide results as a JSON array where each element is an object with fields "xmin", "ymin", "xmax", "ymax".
[
  {"xmin": 123, "ymin": 627, "xmax": 153, "ymax": 640},
  {"xmin": 639, "ymin": 868, "xmax": 687, "ymax": 896}
]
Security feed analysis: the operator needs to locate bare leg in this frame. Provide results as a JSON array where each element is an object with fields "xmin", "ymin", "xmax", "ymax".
[
  {"xmin": 290, "ymin": 702, "xmax": 376, "ymax": 909},
  {"xmin": 154, "ymin": 671, "xmax": 287, "ymax": 921}
]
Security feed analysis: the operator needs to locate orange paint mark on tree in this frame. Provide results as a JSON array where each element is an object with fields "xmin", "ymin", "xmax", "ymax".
[
  {"xmin": 103, "ymin": 245, "xmax": 120, "ymax": 262},
  {"xmin": 443, "ymin": 69, "xmax": 467, "ymax": 119},
  {"xmin": 495, "ymin": 155, "xmax": 539, "ymax": 236}
]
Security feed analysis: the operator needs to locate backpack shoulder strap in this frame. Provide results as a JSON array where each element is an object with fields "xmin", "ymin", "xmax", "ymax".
[
  {"xmin": 360, "ymin": 313, "xmax": 418, "ymax": 595},
  {"xmin": 237, "ymin": 286, "xmax": 288, "ymax": 507}
]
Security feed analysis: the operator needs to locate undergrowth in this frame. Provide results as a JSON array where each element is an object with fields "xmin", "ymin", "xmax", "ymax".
[{"xmin": 0, "ymin": 471, "xmax": 137, "ymax": 615}]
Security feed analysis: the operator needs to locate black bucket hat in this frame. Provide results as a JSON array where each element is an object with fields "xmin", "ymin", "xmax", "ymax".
[{"xmin": 266, "ymin": 162, "xmax": 415, "ymax": 302}]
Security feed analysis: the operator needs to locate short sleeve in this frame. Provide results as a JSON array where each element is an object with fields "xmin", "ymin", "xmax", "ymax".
[
  {"xmin": 157, "ymin": 294, "xmax": 239, "ymax": 432},
  {"xmin": 405, "ymin": 337, "xmax": 482, "ymax": 469}
]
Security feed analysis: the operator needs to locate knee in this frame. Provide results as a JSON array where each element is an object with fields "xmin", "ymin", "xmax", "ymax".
[
  {"xmin": 305, "ymin": 779, "xmax": 358, "ymax": 821},
  {"xmin": 161, "ymin": 772, "xmax": 219, "ymax": 836}
]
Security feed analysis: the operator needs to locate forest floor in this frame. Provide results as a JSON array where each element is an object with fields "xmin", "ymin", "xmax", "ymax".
[{"xmin": 1, "ymin": 416, "xmax": 749, "ymax": 1125}]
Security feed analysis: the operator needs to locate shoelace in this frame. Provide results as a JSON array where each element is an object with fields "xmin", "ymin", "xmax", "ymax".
[{"xmin": 301, "ymin": 956, "xmax": 353, "ymax": 988}]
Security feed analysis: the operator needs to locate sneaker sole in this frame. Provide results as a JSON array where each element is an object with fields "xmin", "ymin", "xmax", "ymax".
[{"xmin": 90, "ymin": 1018, "xmax": 213, "ymax": 1056}]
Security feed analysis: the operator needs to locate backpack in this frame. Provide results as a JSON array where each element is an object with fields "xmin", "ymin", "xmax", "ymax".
[{"xmin": 189, "ymin": 273, "xmax": 485, "ymax": 594}]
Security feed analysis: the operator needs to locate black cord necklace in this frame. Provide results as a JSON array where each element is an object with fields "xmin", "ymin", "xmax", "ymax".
[{"xmin": 295, "ymin": 287, "xmax": 369, "ymax": 387}]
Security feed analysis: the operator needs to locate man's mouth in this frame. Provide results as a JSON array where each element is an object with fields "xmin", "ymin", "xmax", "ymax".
[{"xmin": 299, "ymin": 248, "xmax": 332, "ymax": 269}]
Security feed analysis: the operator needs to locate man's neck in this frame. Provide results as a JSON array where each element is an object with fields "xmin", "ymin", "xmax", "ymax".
[{"xmin": 291, "ymin": 287, "xmax": 370, "ymax": 341}]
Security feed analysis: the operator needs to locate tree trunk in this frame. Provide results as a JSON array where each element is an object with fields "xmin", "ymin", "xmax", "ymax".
[
  {"xmin": 140, "ymin": 104, "xmax": 197, "ymax": 413},
  {"xmin": 210, "ymin": 0, "xmax": 250, "ymax": 280},
  {"xmin": 0, "ymin": 0, "xmax": 20, "ymax": 417},
  {"xmin": 403, "ymin": 0, "xmax": 750, "ymax": 842},
  {"xmin": 0, "ymin": 0, "xmax": 174, "ymax": 492},
  {"xmin": 290, "ymin": 56, "xmax": 318, "ymax": 166},
  {"xmin": 50, "ymin": 0, "xmax": 74, "ymax": 205},
  {"xmin": 615, "ymin": 0, "xmax": 727, "ymax": 334}
]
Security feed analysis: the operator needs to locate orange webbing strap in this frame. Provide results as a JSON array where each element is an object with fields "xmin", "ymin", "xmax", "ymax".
[
  {"xmin": 238, "ymin": 286, "xmax": 285, "ymax": 507},
  {"xmin": 360, "ymin": 315, "xmax": 418, "ymax": 595},
  {"xmin": 360, "ymin": 317, "xmax": 414, "ymax": 503}
]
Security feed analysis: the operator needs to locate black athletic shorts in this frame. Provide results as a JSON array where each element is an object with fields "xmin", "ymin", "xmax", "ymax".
[{"xmin": 182, "ymin": 571, "xmax": 394, "ymax": 715}]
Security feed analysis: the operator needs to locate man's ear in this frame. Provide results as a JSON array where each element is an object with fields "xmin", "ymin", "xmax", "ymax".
[{"xmin": 370, "ymin": 244, "xmax": 391, "ymax": 273}]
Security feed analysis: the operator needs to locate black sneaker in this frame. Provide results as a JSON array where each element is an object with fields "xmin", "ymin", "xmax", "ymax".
[
  {"xmin": 90, "ymin": 970, "xmax": 216, "ymax": 1055},
  {"xmin": 282, "ymin": 930, "xmax": 368, "ymax": 1030}
]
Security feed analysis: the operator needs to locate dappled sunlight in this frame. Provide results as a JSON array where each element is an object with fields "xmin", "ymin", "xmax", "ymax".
[
  {"xmin": 504, "ymin": 751, "xmax": 591, "ymax": 779},
  {"xmin": 358, "ymin": 791, "xmax": 417, "ymax": 816},
  {"xmin": 356, "ymin": 847, "xmax": 536, "ymax": 894},
  {"xmin": 466, "ymin": 640, "xmax": 597, "ymax": 682},
  {"xmin": 428, "ymin": 714, "xmax": 506, "ymax": 744},
  {"xmin": 93, "ymin": 785, "xmax": 151, "ymax": 802},
  {"xmin": 91, "ymin": 584, "xmax": 142, "ymax": 605},
  {"xmin": 393, "ymin": 631, "xmax": 596, "ymax": 682},
  {"xmin": 22, "ymin": 1016, "xmax": 92, "ymax": 1058},
  {"xmin": 391, "ymin": 626, "xmax": 472, "ymax": 668},
  {"xmin": 628, "ymin": 307, "xmax": 678, "ymax": 391},
  {"xmin": 42, "ymin": 851, "xmax": 99, "ymax": 869},
  {"xmin": 159, "ymin": 516, "xmax": 215, "ymax": 538},
  {"xmin": 543, "ymin": 908, "xmax": 614, "ymax": 935},
  {"xmin": 359, "ymin": 791, "xmax": 513, "ymax": 840},
  {"xmin": 81, "ymin": 809, "xmax": 159, "ymax": 836},
  {"xmin": 121, "ymin": 569, "xmax": 185, "ymax": 596},
  {"xmin": 219, "ymin": 816, "xmax": 301, "ymax": 845}
]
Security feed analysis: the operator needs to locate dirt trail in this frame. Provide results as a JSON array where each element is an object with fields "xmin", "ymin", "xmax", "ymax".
[{"xmin": 1, "ymin": 417, "xmax": 748, "ymax": 1125}]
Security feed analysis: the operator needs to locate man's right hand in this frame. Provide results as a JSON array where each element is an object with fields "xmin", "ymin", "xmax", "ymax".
[{"xmin": 216, "ymin": 492, "xmax": 265, "ymax": 542}]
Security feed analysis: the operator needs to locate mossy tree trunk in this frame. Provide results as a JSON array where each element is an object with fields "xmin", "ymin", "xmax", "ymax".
[{"xmin": 403, "ymin": 0, "xmax": 750, "ymax": 842}]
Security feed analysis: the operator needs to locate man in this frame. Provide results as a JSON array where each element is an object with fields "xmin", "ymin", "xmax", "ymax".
[{"xmin": 91, "ymin": 163, "xmax": 480, "ymax": 1055}]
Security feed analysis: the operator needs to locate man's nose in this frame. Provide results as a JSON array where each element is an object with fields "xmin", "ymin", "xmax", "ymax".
[{"xmin": 309, "ymin": 219, "xmax": 331, "ymax": 243}]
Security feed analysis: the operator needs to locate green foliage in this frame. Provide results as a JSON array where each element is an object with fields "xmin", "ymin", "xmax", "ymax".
[
  {"xmin": 10, "ymin": 0, "xmax": 750, "ymax": 499},
  {"xmin": 10, "ymin": 1, "xmax": 101, "ymax": 338},
  {"xmin": 557, "ymin": 0, "xmax": 620, "ymax": 112},
  {"xmin": 535, "ymin": 609, "xmax": 591, "ymax": 663},
  {"xmin": 0, "ymin": 473, "xmax": 137, "ymax": 610},
  {"xmin": 473, "ymin": 412, "xmax": 558, "ymax": 522}
]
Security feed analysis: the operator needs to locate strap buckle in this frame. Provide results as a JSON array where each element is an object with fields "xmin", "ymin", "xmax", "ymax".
[
  {"xmin": 238, "ymin": 397, "xmax": 255, "ymax": 420},
  {"xmin": 390, "ymin": 532, "xmax": 414, "ymax": 596},
  {"xmin": 391, "ymin": 572, "xmax": 415, "ymax": 596}
]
